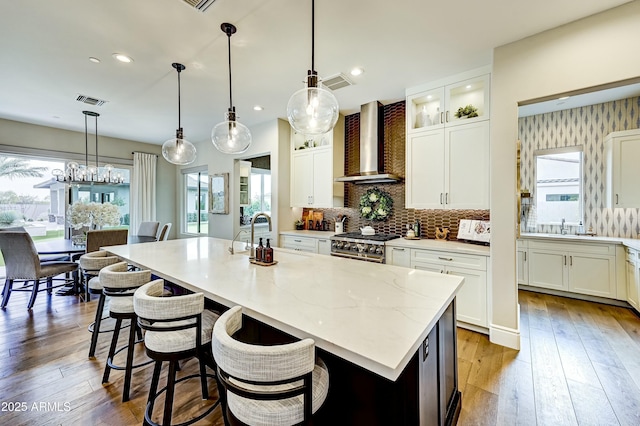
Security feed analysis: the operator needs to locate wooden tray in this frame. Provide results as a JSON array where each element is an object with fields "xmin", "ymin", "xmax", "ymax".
[
  {"xmin": 404, "ymin": 236, "xmax": 421, "ymax": 240},
  {"xmin": 249, "ymin": 259, "xmax": 278, "ymax": 267}
]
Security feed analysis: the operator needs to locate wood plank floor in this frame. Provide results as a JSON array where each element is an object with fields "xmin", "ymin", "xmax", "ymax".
[{"xmin": 1, "ymin": 289, "xmax": 639, "ymax": 425}]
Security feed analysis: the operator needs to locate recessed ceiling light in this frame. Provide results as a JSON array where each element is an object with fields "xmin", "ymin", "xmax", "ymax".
[
  {"xmin": 558, "ymin": 96, "xmax": 570, "ymax": 100},
  {"xmin": 89, "ymin": 57, "xmax": 101, "ymax": 63},
  {"xmin": 112, "ymin": 53, "xmax": 133, "ymax": 63},
  {"xmin": 253, "ymin": 105, "xmax": 264, "ymax": 111},
  {"xmin": 427, "ymin": 95, "xmax": 432, "ymax": 100},
  {"xmin": 465, "ymin": 85, "xmax": 472, "ymax": 89},
  {"xmin": 350, "ymin": 67, "xmax": 364, "ymax": 76}
]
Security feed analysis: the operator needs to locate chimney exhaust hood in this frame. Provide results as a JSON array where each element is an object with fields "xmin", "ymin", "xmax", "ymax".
[{"xmin": 335, "ymin": 101, "xmax": 401, "ymax": 184}]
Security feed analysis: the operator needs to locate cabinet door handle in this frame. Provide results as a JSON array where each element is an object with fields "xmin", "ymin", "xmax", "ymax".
[
  {"xmin": 570, "ymin": 255, "xmax": 573, "ymax": 266},
  {"xmin": 440, "ymin": 270, "xmax": 445, "ymax": 274},
  {"xmin": 445, "ymin": 193, "xmax": 449, "ymax": 204},
  {"xmin": 294, "ymin": 239, "xmax": 302, "ymax": 242},
  {"xmin": 319, "ymin": 239, "xmax": 327, "ymax": 242},
  {"xmin": 524, "ymin": 252, "xmax": 527, "ymax": 261},
  {"xmin": 438, "ymin": 256, "xmax": 453, "ymax": 261},
  {"xmin": 393, "ymin": 248, "xmax": 405, "ymax": 251},
  {"xmin": 440, "ymin": 193, "xmax": 444, "ymax": 205},
  {"xmin": 445, "ymin": 110, "xmax": 450, "ymax": 122},
  {"xmin": 616, "ymin": 194, "xmax": 619, "ymax": 205},
  {"xmin": 564, "ymin": 255, "xmax": 567, "ymax": 265},
  {"xmin": 440, "ymin": 111, "xmax": 444, "ymax": 124}
]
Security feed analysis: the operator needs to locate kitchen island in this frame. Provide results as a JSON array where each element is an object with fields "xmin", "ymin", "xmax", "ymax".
[{"xmin": 105, "ymin": 237, "xmax": 464, "ymax": 425}]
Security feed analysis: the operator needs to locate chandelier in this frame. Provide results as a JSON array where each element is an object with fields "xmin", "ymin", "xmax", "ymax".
[
  {"xmin": 51, "ymin": 111, "xmax": 125, "ymax": 184},
  {"xmin": 211, "ymin": 22, "xmax": 252, "ymax": 154},
  {"xmin": 286, "ymin": 0, "xmax": 339, "ymax": 136}
]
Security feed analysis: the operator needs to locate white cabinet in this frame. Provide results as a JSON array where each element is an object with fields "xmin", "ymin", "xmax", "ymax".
[
  {"xmin": 605, "ymin": 129, "xmax": 640, "ymax": 208},
  {"xmin": 386, "ymin": 246, "xmax": 410, "ymax": 268},
  {"xmin": 290, "ymin": 118, "xmax": 344, "ymax": 208},
  {"xmin": 516, "ymin": 240, "xmax": 528, "ymax": 285},
  {"xmin": 406, "ymin": 121, "xmax": 490, "ymax": 209},
  {"xmin": 410, "ymin": 249, "xmax": 488, "ymax": 328},
  {"xmin": 279, "ymin": 234, "xmax": 332, "ymax": 255},
  {"xmin": 626, "ymin": 247, "xmax": 639, "ymax": 310},
  {"xmin": 406, "ymin": 74, "xmax": 490, "ymax": 131},
  {"xmin": 238, "ymin": 160, "xmax": 251, "ymax": 207},
  {"xmin": 527, "ymin": 240, "xmax": 617, "ymax": 298}
]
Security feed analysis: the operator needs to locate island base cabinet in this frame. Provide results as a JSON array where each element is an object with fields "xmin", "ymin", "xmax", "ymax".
[{"xmin": 316, "ymin": 301, "xmax": 461, "ymax": 425}]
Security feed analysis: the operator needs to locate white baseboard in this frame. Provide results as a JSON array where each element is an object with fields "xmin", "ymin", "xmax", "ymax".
[{"xmin": 489, "ymin": 303, "xmax": 521, "ymax": 350}]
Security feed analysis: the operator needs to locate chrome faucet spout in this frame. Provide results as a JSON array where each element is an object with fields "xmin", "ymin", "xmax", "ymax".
[
  {"xmin": 229, "ymin": 230, "xmax": 248, "ymax": 254},
  {"xmin": 250, "ymin": 212, "xmax": 272, "ymax": 259}
]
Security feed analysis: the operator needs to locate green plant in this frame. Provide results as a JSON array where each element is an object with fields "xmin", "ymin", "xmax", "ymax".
[
  {"xmin": 0, "ymin": 210, "xmax": 19, "ymax": 225},
  {"xmin": 294, "ymin": 219, "xmax": 304, "ymax": 227},
  {"xmin": 454, "ymin": 104, "xmax": 478, "ymax": 118}
]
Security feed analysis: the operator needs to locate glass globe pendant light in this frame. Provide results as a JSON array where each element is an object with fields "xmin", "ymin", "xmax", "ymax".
[
  {"xmin": 212, "ymin": 23, "xmax": 252, "ymax": 154},
  {"xmin": 286, "ymin": 0, "xmax": 339, "ymax": 136},
  {"xmin": 162, "ymin": 63, "xmax": 197, "ymax": 165}
]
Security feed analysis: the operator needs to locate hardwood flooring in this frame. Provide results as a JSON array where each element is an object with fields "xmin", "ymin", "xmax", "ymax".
[{"xmin": 1, "ymin": 289, "xmax": 639, "ymax": 425}]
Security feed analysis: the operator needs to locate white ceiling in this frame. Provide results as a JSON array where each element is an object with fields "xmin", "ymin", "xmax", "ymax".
[{"xmin": 0, "ymin": 0, "xmax": 633, "ymax": 146}]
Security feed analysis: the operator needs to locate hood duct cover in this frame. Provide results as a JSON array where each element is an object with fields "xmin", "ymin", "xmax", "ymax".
[{"xmin": 335, "ymin": 101, "xmax": 401, "ymax": 184}]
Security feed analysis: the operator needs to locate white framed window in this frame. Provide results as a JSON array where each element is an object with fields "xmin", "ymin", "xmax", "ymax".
[
  {"xmin": 534, "ymin": 147, "xmax": 583, "ymax": 226},
  {"xmin": 243, "ymin": 168, "xmax": 271, "ymax": 218}
]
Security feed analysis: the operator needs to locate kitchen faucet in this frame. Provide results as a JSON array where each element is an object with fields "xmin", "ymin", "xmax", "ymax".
[
  {"xmin": 228, "ymin": 230, "xmax": 250, "ymax": 254},
  {"xmin": 249, "ymin": 212, "xmax": 272, "ymax": 259},
  {"xmin": 560, "ymin": 218, "xmax": 567, "ymax": 235}
]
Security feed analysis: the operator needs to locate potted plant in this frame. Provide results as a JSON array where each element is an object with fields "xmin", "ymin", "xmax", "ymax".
[
  {"xmin": 294, "ymin": 219, "xmax": 304, "ymax": 230},
  {"xmin": 454, "ymin": 104, "xmax": 479, "ymax": 119}
]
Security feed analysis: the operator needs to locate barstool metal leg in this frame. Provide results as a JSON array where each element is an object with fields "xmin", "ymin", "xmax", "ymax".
[
  {"xmin": 103, "ymin": 318, "xmax": 123, "ymax": 384},
  {"xmin": 88, "ymin": 293, "xmax": 107, "ymax": 358},
  {"xmin": 122, "ymin": 319, "xmax": 138, "ymax": 402},
  {"xmin": 163, "ymin": 360, "xmax": 178, "ymax": 426}
]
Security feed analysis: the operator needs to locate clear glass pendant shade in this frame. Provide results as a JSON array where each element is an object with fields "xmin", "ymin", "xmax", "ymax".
[
  {"xmin": 162, "ymin": 137, "xmax": 197, "ymax": 165},
  {"xmin": 212, "ymin": 114, "xmax": 252, "ymax": 154},
  {"xmin": 287, "ymin": 85, "xmax": 339, "ymax": 136}
]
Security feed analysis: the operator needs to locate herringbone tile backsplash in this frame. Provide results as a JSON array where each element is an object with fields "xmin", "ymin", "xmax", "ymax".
[{"xmin": 304, "ymin": 101, "xmax": 490, "ymax": 240}]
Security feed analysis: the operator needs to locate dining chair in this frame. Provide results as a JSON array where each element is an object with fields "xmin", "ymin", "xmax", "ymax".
[
  {"xmin": 134, "ymin": 279, "xmax": 221, "ymax": 426},
  {"xmin": 157, "ymin": 223, "xmax": 172, "ymax": 241},
  {"xmin": 0, "ymin": 230, "xmax": 78, "ymax": 309},
  {"xmin": 85, "ymin": 228, "xmax": 129, "ymax": 254},
  {"xmin": 100, "ymin": 261, "xmax": 153, "ymax": 402},
  {"xmin": 211, "ymin": 305, "xmax": 330, "ymax": 426},
  {"xmin": 137, "ymin": 221, "xmax": 160, "ymax": 238}
]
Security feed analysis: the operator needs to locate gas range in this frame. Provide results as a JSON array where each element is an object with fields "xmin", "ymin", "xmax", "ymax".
[{"xmin": 330, "ymin": 232, "xmax": 400, "ymax": 263}]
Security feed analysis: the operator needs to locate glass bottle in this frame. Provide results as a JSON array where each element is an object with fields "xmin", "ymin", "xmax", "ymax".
[
  {"xmin": 256, "ymin": 237, "xmax": 264, "ymax": 262},
  {"xmin": 264, "ymin": 239, "xmax": 274, "ymax": 263},
  {"xmin": 414, "ymin": 220, "xmax": 421, "ymax": 238}
]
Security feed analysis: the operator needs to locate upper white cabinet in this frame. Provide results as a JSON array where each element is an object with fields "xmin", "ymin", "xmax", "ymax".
[
  {"xmin": 406, "ymin": 74, "xmax": 490, "ymax": 132},
  {"xmin": 290, "ymin": 117, "xmax": 344, "ymax": 208},
  {"xmin": 605, "ymin": 129, "xmax": 640, "ymax": 208},
  {"xmin": 406, "ymin": 70, "xmax": 490, "ymax": 210},
  {"xmin": 238, "ymin": 160, "xmax": 251, "ymax": 207},
  {"xmin": 406, "ymin": 121, "xmax": 490, "ymax": 209}
]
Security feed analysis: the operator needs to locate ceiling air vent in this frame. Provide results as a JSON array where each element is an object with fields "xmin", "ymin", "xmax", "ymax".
[
  {"xmin": 180, "ymin": 0, "xmax": 216, "ymax": 12},
  {"xmin": 322, "ymin": 73, "xmax": 353, "ymax": 91},
  {"xmin": 76, "ymin": 95, "xmax": 107, "ymax": 107}
]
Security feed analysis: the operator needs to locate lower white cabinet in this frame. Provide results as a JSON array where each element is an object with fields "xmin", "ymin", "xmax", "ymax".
[
  {"xmin": 626, "ymin": 248, "xmax": 639, "ymax": 310},
  {"xmin": 516, "ymin": 240, "xmax": 528, "ymax": 285},
  {"xmin": 386, "ymin": 246, "xmax": 489, "ymax": 329},
  {"xmin": 279, "ymin": 234, "xmax": 332, "ymax": 255},
  {"xmin": 527, "ymin": 240, "xmax": 617, "ymax": 299},
  {"xmin": 317, "ymin": 237, "xmax": 331, "ymax": 256}
]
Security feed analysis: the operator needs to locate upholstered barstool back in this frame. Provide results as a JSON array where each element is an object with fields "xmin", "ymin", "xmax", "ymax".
[
  {"xmin": 0, "ymin": 230, "xmax": 78, "ymax": 309},
  {"xmin": 137, "ymin": 221, "xmax": 160, "ymax": 238},
  {"xmin": 212, "ymin": 305, "xmax": 329, "ymax": 426},
  {"xmin": 78, "ymin": 250, "xmax": 121, "ymax": 357},
  {"xmin": 134, "ymin": 280, "xmax": 221, "ymax": 426},
  {"xmin": 99, "ymin": 262, "xmax": 152, "ymax": 402}
]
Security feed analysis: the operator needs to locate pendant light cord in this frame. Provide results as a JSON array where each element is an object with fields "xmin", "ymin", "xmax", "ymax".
[
  {"xmin": 311, "ymin": 0, "xmax": 315, "ymax": 73},
  {"xmin": 94, "ymin": 114, "xmax": 99, "ymax": 170},
  {"xmin": 227, "ymin": 30, "xmax": 233, "ymax": 110},
  {"xmin": 177, "ymin": 67, "xmax": 182, "ymax": 129},
  {"xmin": 84, "ymin": 113, "xmax": 89, "ymax": 170}
]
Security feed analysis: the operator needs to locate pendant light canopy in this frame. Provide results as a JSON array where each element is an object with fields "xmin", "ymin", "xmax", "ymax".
[
  {"xmin": 286, "ymin": 0, "xmax": 339, "ymax": 136},
  {"xmin": 212, "ymin": 23, "xmax": 252, "ymax": 155},
  {"xmin": 51, "ymin": 111, "xmax": 124, "ymax": 184},
  {"xmin": 162, "ymin": 62, "xmax": 197, "ymax": 165}
]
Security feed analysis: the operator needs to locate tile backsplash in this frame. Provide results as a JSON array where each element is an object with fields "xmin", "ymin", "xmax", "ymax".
[
  {"xmin": 519, "ymin": 96, "xmax": 640, "ymax": 237},
  {"xmin": 303, "ymin": 101, "xmax": 490, "ymax": 241}
]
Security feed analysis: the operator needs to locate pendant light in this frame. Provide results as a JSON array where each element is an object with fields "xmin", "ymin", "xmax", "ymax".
[
  {"xmin": 51, "ymin": 111, "xmax": 124, "ymax": 184},
  {"xmin": 212, "ymin": 23, "xmax": 252, "ymax": 154},
  {"xmin": 162, "ymin": 63, "xmax": 197, "ymax": 165},
  {"xmin": 286, "ymin": 0, "xmax": 339, "ymax": 136}
]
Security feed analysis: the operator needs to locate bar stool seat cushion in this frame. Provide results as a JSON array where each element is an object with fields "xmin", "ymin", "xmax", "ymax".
[
  {"xmin": 143, "ymin": 309, "xmax": 219, "ymax": 354},
  {"xmin": 227, "ymin": 358, "xmax": 329, "ymax": 426},
  {"xmin": 88, "ymin": 276, "xmax": 102, "ymax": 291},
  {"xmin": 108, "ymin": 290, "xmax": 138, "ymax": 314}
]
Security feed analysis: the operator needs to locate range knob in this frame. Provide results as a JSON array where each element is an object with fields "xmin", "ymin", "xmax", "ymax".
[
  {"xmin": 352, "ymin": 244, "xmax": 359, "ymax": 251},
  {"xmin": 375, "ymin": 247, "xmax": 383, "ymax": 255},
  {"xmin": 331, "ymin": 241, "xmax": 337, "ymax": 249},
  {"xmin": 343, "ymin": 243, "xmax": 350, "ymax": 250},
  {"xmin": 368, "ymin": 245, "xmax": 376, "ymax": 253}
]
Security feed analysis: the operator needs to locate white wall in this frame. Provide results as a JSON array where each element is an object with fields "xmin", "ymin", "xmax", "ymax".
[
  {"xmin": 491, "ymin": 1, "xmax": 640, "ymax": 348},
  {"xmin": 0, "ymin": 118, "xmax": 177, "ymax": 238},
  {"xmin": 182, "ymin": 118, "xmax": 292, "ymax": 243}
]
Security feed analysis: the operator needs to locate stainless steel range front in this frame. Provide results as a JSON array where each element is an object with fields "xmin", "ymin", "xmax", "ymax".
[{"xmin": 330, "ymin": 232, "xmax": 399, "ymax": 263}]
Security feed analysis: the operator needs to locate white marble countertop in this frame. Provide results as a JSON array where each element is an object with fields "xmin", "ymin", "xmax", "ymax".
[
  {"xmin": 386, "ymin": 238, "xmax": 491, "ymax": 256},
  {"xmin": 279, "ymin": 230, "xmax": 336, "ymax": 238},
  {"xmin": 104, "ymin": 237, "xmax": 463, "ymax": 381},
  {"xmin": 520, "ymin": 232, "xmax": 640, "ymax": 250}
]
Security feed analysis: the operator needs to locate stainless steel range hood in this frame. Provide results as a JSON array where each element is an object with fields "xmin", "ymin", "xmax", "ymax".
[{"xmin": 335, "ymin": 101, "xmax": 401, "ymax": 184}]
